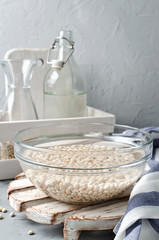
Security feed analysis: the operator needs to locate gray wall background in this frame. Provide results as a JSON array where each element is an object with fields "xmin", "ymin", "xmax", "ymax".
[{"xmin": 0, "ymin": 0, "xmax": 159, "ymax": 128}]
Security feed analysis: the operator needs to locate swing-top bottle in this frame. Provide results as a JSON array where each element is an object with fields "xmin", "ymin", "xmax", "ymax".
[{"xmin": 43, "ymin": 30, "xmax": 87, "ymax": 119}]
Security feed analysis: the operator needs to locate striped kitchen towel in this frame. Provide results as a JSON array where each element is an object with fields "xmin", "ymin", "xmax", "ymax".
[{"xmin": 114, "ymin": 127, "xmax": 159, "ymax": 240}]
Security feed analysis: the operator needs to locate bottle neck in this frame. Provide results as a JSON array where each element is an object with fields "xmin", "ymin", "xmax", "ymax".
[
  {"xmin": 47, "ymin": 30, "xmax": 74, "ymax": 69},
  {"xmin": 58, "ymin": 30, "xmax": 73, "ymax": 46}
]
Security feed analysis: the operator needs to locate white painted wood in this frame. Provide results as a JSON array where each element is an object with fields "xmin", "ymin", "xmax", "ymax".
[
  {"xmin": 66, "ymin": 200, "xmax": 127, "ymax": 222},
  {"xmin": 14, "ymin": 172, "xmax": 26, "ymax": 180},
  {"xmin": 0, "ymin": 107, "xmax": 115, "ymax": 142},
  {"xmin": 0, "ymin": 159, "xmax": 22, "ymax": 180},
  {"xmin": 64, "ymin": 229, "xmax": 80, "ymax": 240},
  {"xmin": 26, "ymin": 199, "xmax": 126, "ymax": 225},
  {"xmin": 64, "ymin": 200, "xmax": 127, "ymax": 240},
  {"xmin": 26, "ymin": 201, "xmax": 89, "ymax": 225},
  {"xmin": 7, "ymin": 178, "xmax": 34, "ymax": 197},
  {"xmin": 9, "ymin": 188, "xmax": 53, "ymax": 212}
]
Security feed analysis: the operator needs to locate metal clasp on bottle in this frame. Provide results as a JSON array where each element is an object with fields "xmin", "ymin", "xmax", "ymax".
[{"xmin": 47, "ymin": 36, "xmax": 74, "ymax": 68}]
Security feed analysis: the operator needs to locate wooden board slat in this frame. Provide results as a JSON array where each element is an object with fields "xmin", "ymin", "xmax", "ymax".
[
  {"xmin": 14, "ymin": 172, "xmax": 26, "ymax": 180},
  {"xmin": 26, "ymin": 201, "xmax": 89, "ymax": 225},
  {"xmin": 25, "ymin": 198, "xmax": 128, "ymax": 225},
  {"xmin": 64, "ymin": 200, "xmax": 127, "ymax": 240},
  {"xmin": 9, "ymin": 188, "xmax": 53, "ymax": 212},
  {"xmin": 8, "ymin": 178, "xmax": 34, "ymax": 197}
]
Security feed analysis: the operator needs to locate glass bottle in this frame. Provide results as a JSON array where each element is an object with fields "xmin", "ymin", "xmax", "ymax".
[
  {"xmin": 43, "ymin": 30, "xmax": 87, "ymax": 119},
  {"xmin": 0, "ymin": 59, "xmax": 38, "ymax": 121}
]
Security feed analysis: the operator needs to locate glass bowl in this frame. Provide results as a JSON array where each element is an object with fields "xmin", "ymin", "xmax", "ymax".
[{"xmin": 14, "ymin": 123, "xmax": 153, "ymax": 204}]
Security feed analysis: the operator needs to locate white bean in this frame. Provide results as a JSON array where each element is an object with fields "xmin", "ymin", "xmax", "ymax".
[
  {"xmin": 28, "ymin": 230, "xmax": 35, "ymax": 235},
  {"xmin": 2, "ymin": 208, "xmax": 7, "ymax": 213},
  {"xmin": 10, "ymin": 212, "xmax": 15, "ymax": 217}
]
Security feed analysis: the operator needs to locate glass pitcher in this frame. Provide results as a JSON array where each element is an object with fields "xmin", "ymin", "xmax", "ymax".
[{"xmin": 0, "ymin": 59, "xmax": 38, "ymax": 121}]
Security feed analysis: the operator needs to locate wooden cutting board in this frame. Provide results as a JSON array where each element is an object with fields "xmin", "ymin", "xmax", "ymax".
[{"xmin": 8, "ymin": 173, "xmax": 129, "ymax": 240}]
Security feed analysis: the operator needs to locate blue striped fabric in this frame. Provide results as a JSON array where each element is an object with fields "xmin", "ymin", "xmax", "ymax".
[{"xmin": 114, "ymin": 127, "xmax": 159, "ymax": 240}]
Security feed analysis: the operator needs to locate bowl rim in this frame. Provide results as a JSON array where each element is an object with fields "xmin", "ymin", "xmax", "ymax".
[{"xmin": 14, "ymin": 123, "xmax": 153, "ymax": 171}]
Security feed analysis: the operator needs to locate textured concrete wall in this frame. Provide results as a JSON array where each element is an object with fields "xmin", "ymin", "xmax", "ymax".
[{"xmin": 0, "ymin": 0, "xmax": 159, "ymax": 127}]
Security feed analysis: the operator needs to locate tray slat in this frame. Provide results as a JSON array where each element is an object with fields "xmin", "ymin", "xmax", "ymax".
[{"xmin": 0, "ymin": 112, "xmax": 114, "ymax": 142}]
